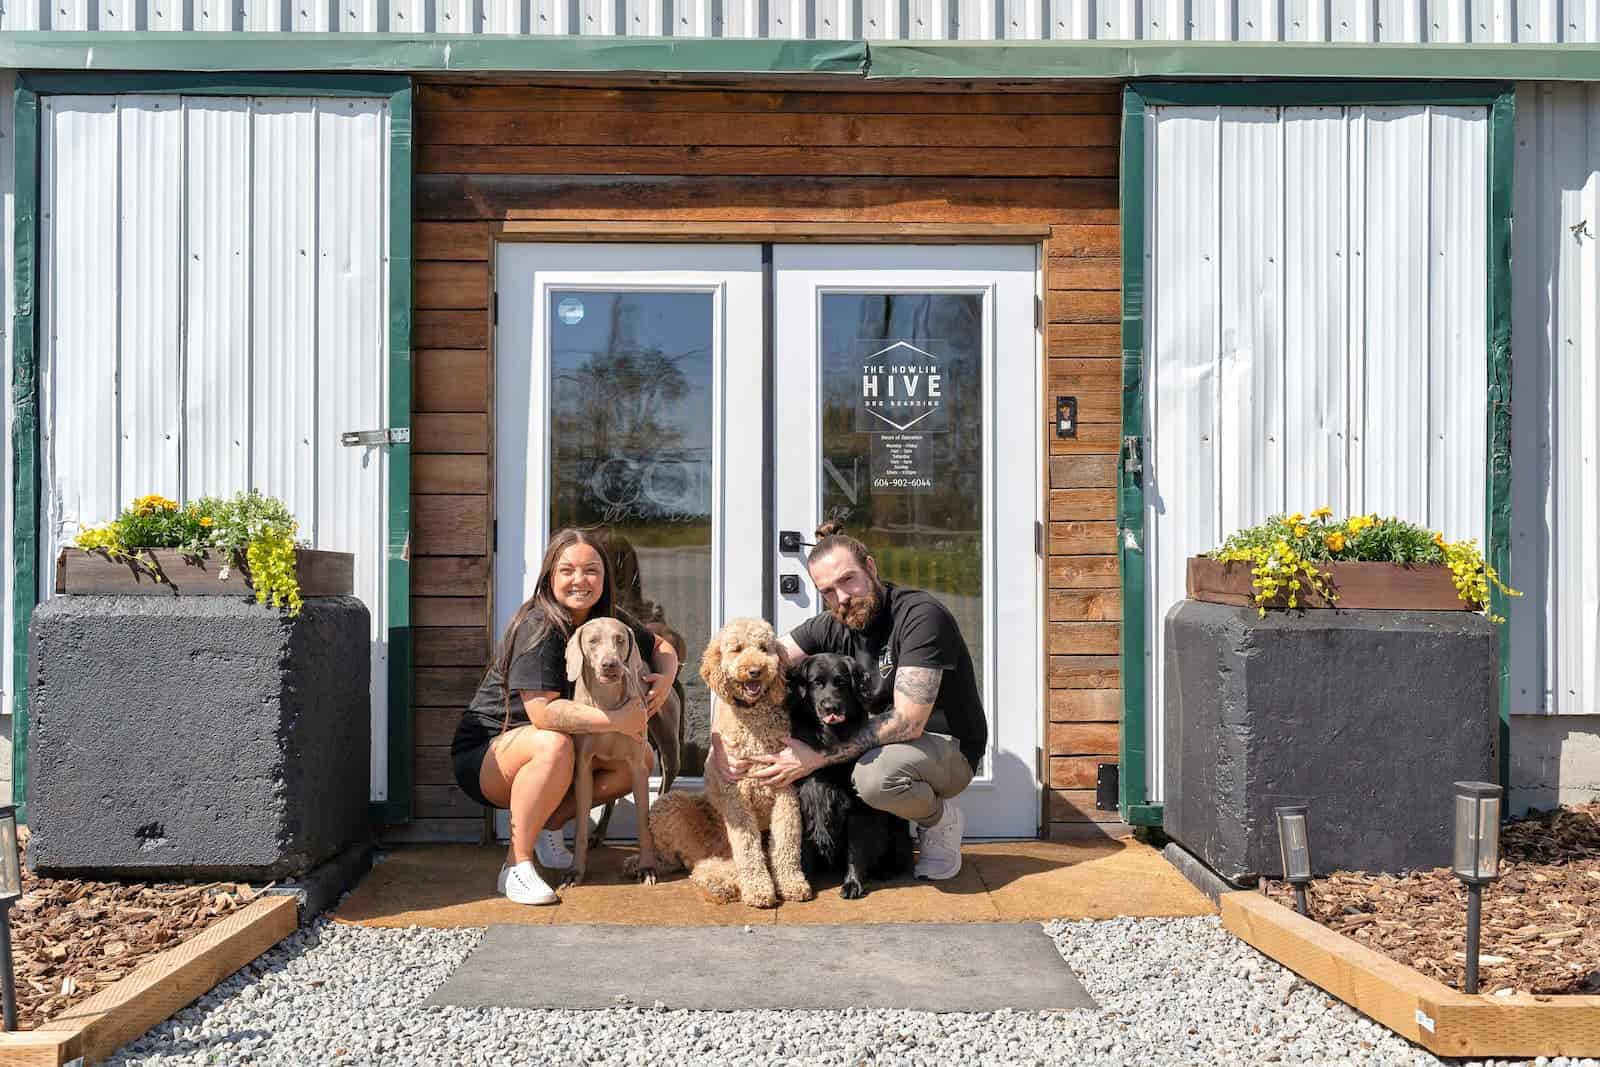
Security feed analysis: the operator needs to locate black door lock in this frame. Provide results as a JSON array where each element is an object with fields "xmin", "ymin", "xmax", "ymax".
[
  {"xmin": 778, "ymin": 530, "xmax": 805, "ymax": 553},
  {"xmin": 779, "ymin": 575, "xmax": 802, "ymax": 595}
]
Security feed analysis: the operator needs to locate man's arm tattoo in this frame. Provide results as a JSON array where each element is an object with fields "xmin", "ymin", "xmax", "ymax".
[
  {"xmin": 894, "ymin": 666, "xmax": 943, "ymax": 704},
  {"xmin": 821, "ymin": 707, "xmax": 926, "ymax": 766}
]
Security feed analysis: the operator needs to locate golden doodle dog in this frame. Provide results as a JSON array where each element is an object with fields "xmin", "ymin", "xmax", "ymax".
[{"xmin": 628, "ymin": 618, "xmax": 813, "ymax": 908}]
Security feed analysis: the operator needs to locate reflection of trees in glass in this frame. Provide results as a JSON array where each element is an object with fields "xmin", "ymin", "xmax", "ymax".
[
  {"xmin": 553, "ymin": 347, "xmax": 690, "ymax": 457},
  {"xmin": 544, "ymin": 291, "xmax": 717, "ymax": 777}
]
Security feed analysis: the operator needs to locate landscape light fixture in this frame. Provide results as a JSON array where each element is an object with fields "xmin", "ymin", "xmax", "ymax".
[
  {"xmin": 1274, "ymin": 804, "xmax": 1313, "ymax": 916},
  {"xmin": 1452, "ymin": 781, "xmax": 1503, "ymax": 995},
  {"xmin": 0, "ymin": 805, "xmax": 20, "ymax": 1031}
]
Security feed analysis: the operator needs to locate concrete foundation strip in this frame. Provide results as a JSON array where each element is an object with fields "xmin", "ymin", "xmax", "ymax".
[
  {"xmin": 0, "ymin": 894, "xmax": 299, "ymax": 1066},
  {"xmin": 1221, "ymin": 891, "xmax": 1600, "ymax": 1058}
]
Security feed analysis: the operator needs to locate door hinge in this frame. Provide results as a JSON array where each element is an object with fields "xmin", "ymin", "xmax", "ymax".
[
  {"xmin": 492, "ymin": 291, "xmax": 499, "ymax": 326},
  {"xmin": 1034, "ymin": 520, "xmax": 1042, "ymax": 556},
  {"xmin": 492, "ymin": 519, "xmax": 498, "ymax": 554},
  {"xmin": 340, "ymin": 427, "xmax": 410, "ymax": 447},
  {"xmin": 1034, "ymin": 294, "xmax": 1042, "ymax": 329}
]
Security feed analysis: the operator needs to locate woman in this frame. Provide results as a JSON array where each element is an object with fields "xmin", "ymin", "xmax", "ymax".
[{"xmin": 452, "ymin": 528, "xmax": 679, "ymax": 904}]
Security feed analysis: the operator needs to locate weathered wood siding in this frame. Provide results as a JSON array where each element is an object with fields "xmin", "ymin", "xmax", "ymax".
[{"xmin": 404, "ymin": 80, "xmax": 1124, "ymax": 842}]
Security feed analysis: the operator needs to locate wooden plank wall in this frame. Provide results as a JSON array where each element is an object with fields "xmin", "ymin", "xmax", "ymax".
[{"xmin": 403, "ymin": 79, "xmax": 1126, "ymax": 843}]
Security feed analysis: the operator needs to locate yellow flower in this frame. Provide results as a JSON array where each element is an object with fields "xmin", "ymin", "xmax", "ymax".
[
  {"xmin": 199, "ymin": 516, "xmax": 214, "ymax": 527},
  {"xmin": 1434, "ymin": 532, "xmax": 1447, "ymax": 547},
  {"xmin": 1286, "ymin": 513, "xmax": 1305, "ymax": 525},
  {"xmin": 1293, "ymin": 525, "xmax": 1308, "ymax": 538},
  {"xmin": 1325, "ymin": 532, "xmax": 1346, "ymax": 552},
  {"xmin": 1312, "ymin": 507, "xmax": 1333, "ymax": 520},
  {"xmin": 1347, "ymin": 516, "xmax": 1369, "ymax": 534}
]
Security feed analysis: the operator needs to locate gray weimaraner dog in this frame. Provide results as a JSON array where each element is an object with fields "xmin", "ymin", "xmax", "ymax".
[{"xmin": 563, "ymin": 617, "xmax": 675, "ymax": 886}]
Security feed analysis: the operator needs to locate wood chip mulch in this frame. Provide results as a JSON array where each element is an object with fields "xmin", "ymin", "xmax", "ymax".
[
  {"xmin": 9, "ymin": 827, "xmax": 268, "ymax": 1030},
  {"xmin": 1263, "ymin": 801, "xmax": 1600, "ymax": 996}
]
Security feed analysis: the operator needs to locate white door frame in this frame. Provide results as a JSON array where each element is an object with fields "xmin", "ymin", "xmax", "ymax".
[
  {"xmin": 494, "ymin": 242, "xmax": 1042, "ymax": 840},
  {"xmin": 772, "ymin": 245, "xmax": 1042, "ymax": 839}
]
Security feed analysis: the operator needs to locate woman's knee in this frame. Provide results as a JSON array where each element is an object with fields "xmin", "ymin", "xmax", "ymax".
[{"xmin": 522, "ymin": 728, "xmax": 575, "ymax": 770}]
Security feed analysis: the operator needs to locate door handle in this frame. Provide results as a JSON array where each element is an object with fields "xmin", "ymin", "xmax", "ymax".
[{"xmin": 778, "ymin": 530, "xmax": 806, "ymax": 553}]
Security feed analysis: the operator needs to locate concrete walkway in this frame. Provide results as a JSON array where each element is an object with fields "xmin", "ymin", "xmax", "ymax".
[
  {"xmin": 332, "ymin": 839, "xmax": 1213, "ymax": 928},
  {"xmin": 425, "ymin": 922, "xmax": 1098, "ymax": 1012}
]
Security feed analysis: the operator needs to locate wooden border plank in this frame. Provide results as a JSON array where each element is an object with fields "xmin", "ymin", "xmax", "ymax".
[
  {"xmin": 1220, "ymin": 891, "xmax": 1438, "ymax": 1045},
  {"xmin": 0, "ymin": 895, "xmax": 298, "ymax": 1065},
  {"xmin": 1221, "ymin": 891, "xmax": 1600, "ymax": 1058}
]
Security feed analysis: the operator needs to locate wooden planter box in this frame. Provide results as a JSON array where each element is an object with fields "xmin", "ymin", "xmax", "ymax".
[
  {"xmin": 1222, "ymin": 891, "xmax": 1600, "ymax": 1058},
  {"xmin": 1187, "ymin": 557, "xmax": 1477, "ymax": 611},
  {"xmin": 55, "ymin": 547, "xmax": 353, "ymax": 598}
]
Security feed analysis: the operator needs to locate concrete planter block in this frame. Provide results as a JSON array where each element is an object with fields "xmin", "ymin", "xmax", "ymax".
[
  {"xmin": 1163, "ymin": 600, "xmax": 1498, "ymax": 884},
  {"xmin": 27, "ymin": 595, "xmax": 371, "ymax": 881}
]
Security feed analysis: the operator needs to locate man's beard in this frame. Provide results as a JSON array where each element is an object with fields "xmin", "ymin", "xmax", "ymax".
[{"xmin": 830, "ymin": 580, "xmax": 884, "ymax": 631}]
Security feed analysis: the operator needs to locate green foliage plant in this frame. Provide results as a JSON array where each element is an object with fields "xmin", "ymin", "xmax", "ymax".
[
  {"xmin": 72, "ymin": 491, "xmax": 304, "ymax": 615},
  {"xmin": 1205, "ymin": 507, "xmax": 1520, "ymax": 622}
]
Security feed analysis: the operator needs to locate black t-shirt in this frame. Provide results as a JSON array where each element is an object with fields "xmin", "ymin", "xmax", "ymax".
[
  {"xmin": 452, "ymin": 613, "xmax": 654, "ymax": 756},
  {"xmin": 791, "ymin": 582, "xmax": 987, "ymax": 771}
]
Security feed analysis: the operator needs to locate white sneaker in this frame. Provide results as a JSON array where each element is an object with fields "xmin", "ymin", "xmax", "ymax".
[
  {"xmin": 535, "ymin": 828, "xmax": 574, "ymax": 870},
  {"xmin": 503, "ymin": 861, "xmax": 559, "ymax": 905},
  {"xmin": 497, "ymin": 863, "xmax": 511, "ymax": 894},
  {"xmin": 914, "ymin": 802, "xmax": 965, "ymax": 880}
]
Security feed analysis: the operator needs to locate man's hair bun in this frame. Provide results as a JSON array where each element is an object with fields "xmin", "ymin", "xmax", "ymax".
[{"xmin": 814, "ymin": 519, "xmax": 846, "ymax": 540}]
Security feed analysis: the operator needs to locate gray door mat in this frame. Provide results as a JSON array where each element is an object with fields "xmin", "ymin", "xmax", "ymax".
[{"xmin": 425, "ymin": 923, "xmax": 1096, "ymax": 1013}]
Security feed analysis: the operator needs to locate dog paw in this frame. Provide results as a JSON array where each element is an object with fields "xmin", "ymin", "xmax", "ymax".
[
  {"xmin": 636, "ymin": 866, "xmax": 658, "ymax": 887},
  {"xmin": 744, "ymin": 885, "xmax": 779, "ymax": 908},
  {"xmin": 841, "ymin": 878, "xmax": 866, "ymax": 900},
  {"xmin": 777, "ymin": 878, "xmax": 814, "ymax": 903},
  {"xmin": 560, "ymin": 869, "xmax": 587, "ymax": 890}
]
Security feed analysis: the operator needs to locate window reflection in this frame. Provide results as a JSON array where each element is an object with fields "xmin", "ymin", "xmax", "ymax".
[
  {"xmin": 820, "ymin": 292, "xmax": 986, "ymax": 693},
  {"xmin": 549, "ymin": 290, "xmax": 715, "ymax": 776}
]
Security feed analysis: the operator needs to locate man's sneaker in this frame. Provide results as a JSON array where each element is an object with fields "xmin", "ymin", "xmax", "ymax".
[
  {"xmin": 503, "ymin": 860, "xmax": 559, "ymax": 905},
  {"xmin": 914, "ymin": 802, "xmax": 965, "ymax": 880},
  {"xmin": 535, "ymin": 828, "xmax": 575, "ymax": 870},
  {"xmin": 497, "ymin": 863, "xmax": 511, "ymax": 894}
]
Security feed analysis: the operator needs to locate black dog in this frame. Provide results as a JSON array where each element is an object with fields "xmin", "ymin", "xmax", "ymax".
[{"xmin": 788, "ymin": 653, "xmax": 914, "ymax": 899}]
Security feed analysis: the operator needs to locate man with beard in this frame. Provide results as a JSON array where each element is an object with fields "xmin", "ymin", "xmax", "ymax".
[{"xmin": 707, "ymin": 520, "xmax": 986, "ymax": 880}]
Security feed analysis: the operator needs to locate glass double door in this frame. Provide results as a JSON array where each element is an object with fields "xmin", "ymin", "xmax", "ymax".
[{"xmin": 495, "ymin": 244, "xmax": 1039, "ymax": 838}]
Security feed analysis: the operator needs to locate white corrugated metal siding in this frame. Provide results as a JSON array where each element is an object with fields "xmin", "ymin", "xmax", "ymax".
[
  {"xmin": 1510, "ymin": 82, "xmax": 1600, "ymax": 718},
  {"xmin": 36, "ymin": 95, "xmax": 394, "ymax": 801},
  {"xmin": 1144, "ymin": 103, "xmax": 1490, "ymax": 803},
  {"xmin": 2, "ymin": 0, "xmax": 1599, "ymax": 38}
]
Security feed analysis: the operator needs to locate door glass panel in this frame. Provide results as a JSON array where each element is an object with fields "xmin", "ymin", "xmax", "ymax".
[
  {"xmin": 548, "ymin": 289, "xmax": 715, "ymax": 776},
  {"xmin": 819, "ymin": 292, "xmax": 985, "ymax": 694}
]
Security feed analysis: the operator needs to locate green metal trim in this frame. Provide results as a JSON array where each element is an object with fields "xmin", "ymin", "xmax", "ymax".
[
  {"xmin": 864, "ymin": 40, "xmax": 1600, "ymax": 82},
  {"xmin": 0, "ymin": 34, "xmax": 1598, "ymax": 82},
  {"xmin": 1125, "ymin": 803, "xmax": 1164, "ymax": 828},
  {"xmin": 0, "ymin": 33, "xmax": 868, "ymax": 76},
  {"xmin": 1131, "ymin": 79, "xmax": 1510, "ymax": 107},
  {"xmin": 383, "ymin": 82, "xmax": 415, "ymax": 826},
  {"xmin": 1117, "ymin": 86, "xmax": 1150, "ymax": 827},
  {"xmin": 1486, "ymin": 88, "xmax": 1515, "ymax": 789},
  {"xmin": 21, "ymin": 73, "xmax": 409, "ymax": 96},
  {"xmin": 10, "ymin": 85, "xmax": 40, "ymax": 819}
]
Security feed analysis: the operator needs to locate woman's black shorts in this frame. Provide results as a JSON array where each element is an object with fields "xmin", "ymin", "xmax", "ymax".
[{"xmin": 451, "ymin": 739, "xmax": 496, "ymax": 809}]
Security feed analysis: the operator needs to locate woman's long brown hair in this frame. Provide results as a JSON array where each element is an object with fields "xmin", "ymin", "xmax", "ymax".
[{"xmin": 492, "ymin": 527, "xmax": 627, "ymax": 731}]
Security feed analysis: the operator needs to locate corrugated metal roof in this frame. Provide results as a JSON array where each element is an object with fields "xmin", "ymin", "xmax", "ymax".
[
  {"xmin": 3, "ymin": 0, "xmax": 1598, "ymax": 40},
  {"xmin": 1510, "ymin": 81, "xmax": 1600, "ymax": 718},
  {"xmin": 1143, "ymin": 102, "xmax": 1490, "ymax": 802}
]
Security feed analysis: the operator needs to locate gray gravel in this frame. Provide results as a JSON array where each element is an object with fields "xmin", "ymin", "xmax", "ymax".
[{"xmin": 104, "ymin": 915, "xmax": 1597, "ymax": 1067}]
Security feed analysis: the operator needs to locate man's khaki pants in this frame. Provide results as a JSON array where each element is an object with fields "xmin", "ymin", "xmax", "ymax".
[{"xmin": 850, "ymin": 731, "xmax": 975, "ymax": 828}]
